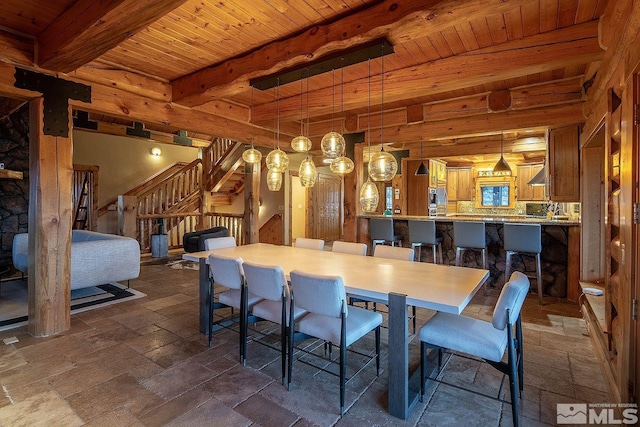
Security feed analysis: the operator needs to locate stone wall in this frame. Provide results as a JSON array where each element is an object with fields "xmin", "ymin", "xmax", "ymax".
[
  {"xmin": 0, "ymin": 105, "xmax": 29, "ymax": 273},
  {"xmin": 392, "ymin": 220, "xmax": 570, "ymax": 297}
]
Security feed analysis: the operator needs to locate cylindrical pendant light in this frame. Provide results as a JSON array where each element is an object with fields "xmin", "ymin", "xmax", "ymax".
[
  {"xmin": 299, "ymin": 156, "xmax": 317, "ymax": 187},
  {"xmin": 266, "ymin": 169, "xmax": 283, "ymax": 191}
]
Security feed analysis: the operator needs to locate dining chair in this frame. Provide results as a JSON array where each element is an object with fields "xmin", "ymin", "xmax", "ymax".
[
  {"xmin": 369, "ymin": 217, "xmax": 402, "ymax": 253},
  {"xmin": 242, "ymin": 261, "xmax": 306, "ymax": 384},
  {"xmin": 418, "ymin": 271, "xmax": 529, "ymax": 427},
  {"xmin": 453, "ymin": 221, "xmax": 488, "ymax": 269},
  {"xmin": 331, "ymin": 241, "xmax": 367, "ymax": 256},
  {"xmin": 408, "ymin": 219, "xmax": 443, "ymax": 263},
  {"xmin": 204, "ymin": 236, "xmax": 237, "ymax": 250},
  {"xmin": 504, "ymin": 223, "xmax": 543, "ymax": 305},
  {"xmin": 288, "ymin": 270, "xmax": 382, "ymax": 416},
  {"xmin": 294, "ymin": 237, "xmax": 325, "ymax": 251},
  {"xmin": 372, "ymin": 245, "xmax": 417, "ymax": 332},
  {"xmin": 207, "ymin": 254, "xmax": 262, "ymax": 358}
]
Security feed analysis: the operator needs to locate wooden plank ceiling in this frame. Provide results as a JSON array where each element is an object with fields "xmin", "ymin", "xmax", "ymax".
[{"xmin": 0, "ymin": 0, "xmax": 607, "ymax": 165}]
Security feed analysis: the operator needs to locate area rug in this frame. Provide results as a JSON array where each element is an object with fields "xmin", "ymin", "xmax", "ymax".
[
  {"xmin": 0, "ymin": 279, "xmax": 146, "ymax": 331},
  {"xmin": 166, "ymin": 259, "xmax": 199, "ymax": 270}
]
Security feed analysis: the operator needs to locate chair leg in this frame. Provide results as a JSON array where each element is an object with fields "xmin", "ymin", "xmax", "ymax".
[
  {"xmin": 420, "ymin": 341, "xmax": 425, "ymax": 402},
  {"xmin": 375, "ymin": 326, "xmax": 381, "ymax": 376},
  {"xmin": 412, "ymin": 305, "xmax": 416, "ymax": 334},
  {"xmin": 287, "ymin": 299, "xmax": 295, "ymax": 391},
  {"xmin": 412, "ymin": 243, "xmax": 421, "ymax": 262},
  {"xmin": 240, "ymin": 286, "xmax": 247, "ymax": 365},
  {"xmin": 455, "ymin": 247, "xmax": 462, "ymax": 266},
  {"xmin": 482, "ymin": 248, "xmax": 488, "ymax": 296},
  {"xmin": 208, "ymin": 279, "xmax": 214, "ymax": 348},
  {"xmin": 516, "ymin": 318, "xmax": 524, "ymax": 396},
  {"xmin": 536, "ymin": 253, "xmax": 543, "ymax": 305},
  {"xmin": 438, "ymin": 243, "xmax": 443, "ymax": 265},
  {"xmin": 431, "ymin": 244, "xmax": 437, "ymax": 264},
  {"xmin": 505, "ymin": 251, "xmax": 512, "ymax": 284},
  {"xmin": 507, "ymin": 322, "xmax": 520, "ymax": 427},
  {"xmin": 340, "ymin": 341, "xmax": 346, "ymax": 416}
]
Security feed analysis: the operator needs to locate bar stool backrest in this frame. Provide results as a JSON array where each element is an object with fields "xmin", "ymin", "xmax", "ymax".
[
  {"xmin": 408, "ymin": 220, "xmax": 437, "ymax": 245},
  {"xmin": 453, "ymin": 221, "xmax": 486, "ymax": 249},
  {"xmin": 370, "ymin": 218, "xmax": 394, "ymax": 241},
  {"xmin": 504, "ymin": 223, "xmax": 542, "ymax": 254}
]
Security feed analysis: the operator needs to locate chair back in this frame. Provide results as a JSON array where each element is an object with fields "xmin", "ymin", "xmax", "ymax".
[
  {"xmin": 208, "ymin": 254, "xmax": 244, "ymax": 290},
  {"xmin": 492, "ymin": 271, "xmax": 529, "ymax": 330},
  {"xmin": 453, "ymin": 221, "xmax": 486, "ymax": 249},
  {"xmin": 332, "ymin": 241, "xmax": 367, "ymax": 256},
  {"xmin": 242, "ymin": 261, "xmax": 288, "ymax": 302},
  {"xmin": 204, "ymin": 236, "xmax": 237, "ymax": 251},
  {"xmin": 290, "ymin": 270, "xmax": 346, "ymax": 318},
  {"xmin": 370, "ymin": 218, "xmax": 394, "ymax": 241},
  {"xmin": 408, "ymin": 220, "xmax": 437, "ymax": 245},
  {"xmin": 294, "ymin": 237, "xmax": 325, "ymax": 251},
  {"xmin": 373, "ymin": 245, "xmax": 414, "ymax": 261},
  {"xmin": 503, "ymin": 223, "xmax": 542, "ymax": 254}
]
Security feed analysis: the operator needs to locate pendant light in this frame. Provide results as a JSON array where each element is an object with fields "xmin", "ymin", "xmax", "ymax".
[
  {"xmin": 359, "ymin": 58, "xmax": 379, "ymax": 212},
  {"xmin": 299, "ymin": 155, "xmax": 317, "ymax": 187},
  {"xmin": 330, "ymin": 64, "xmax": 354, "ymax": 175},
  {"xmin": 415, "ymin": 141, "xmax": 429, "ymax": 175},
  {"xmin": 368, "ymin": 49, "xmax": 397, "ymax": 182},
  {"xmin": 243, "ymin": 86, "xmax": 262, "ymax": 164},
  {"xmin": 266, "ymin": 169, "xmax": 283, "ymax": 191},
  {"xmin": 492, "ymin": 133, "xmax": 512, "ymax": 174},
  {"xmin": 291, "ymin": 70, "xmax": 312, "ymax": 152},
  {"xmin": 321, "ymin": 68, "xmax": 346, "ymax": 158},
  {"xmin": 266, "ymin": 78, "xmax": 289, "ymax": 173}
]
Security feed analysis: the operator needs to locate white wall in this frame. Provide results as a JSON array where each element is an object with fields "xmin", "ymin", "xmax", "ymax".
[{"xmin": 73, "ymin": 130, "xmax": 199, "ymax": 233}]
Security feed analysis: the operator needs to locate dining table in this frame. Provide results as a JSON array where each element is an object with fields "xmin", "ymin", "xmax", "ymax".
[{"xmin": 183, "ymin": 243, "xmax": 489, "ymax": 420}]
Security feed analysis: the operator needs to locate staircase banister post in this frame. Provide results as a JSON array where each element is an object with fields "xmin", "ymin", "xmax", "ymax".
[{"xmin": 118, "ymin": 195, "xmax": 137, "ymax": 239}]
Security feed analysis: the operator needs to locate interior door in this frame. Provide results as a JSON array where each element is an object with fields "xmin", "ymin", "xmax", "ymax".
[{"xmin": 310, "ymin": 173, "xmax": 342, "ymax": 241}]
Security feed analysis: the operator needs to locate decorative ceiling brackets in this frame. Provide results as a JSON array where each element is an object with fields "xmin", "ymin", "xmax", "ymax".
[
  {"xmin": 126, "ymin": 122, "xmax": 151, "ymax": 139},
  {"xmin": 14, "ymin": 68, "xmax": 92, "ymax": 137}
]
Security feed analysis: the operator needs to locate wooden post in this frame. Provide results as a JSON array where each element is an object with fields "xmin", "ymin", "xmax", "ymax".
[
  {"xmin": 566, "ymin": 226, "xmax": 581, "ymax": 301},
  {"xmin": 344, "ymin": 142, "xmax": 364, "ymax": 242},
  {"xmin": 244, "ymin": 162, "xmax": 260, "ymax": 244},
  {"xmin": 118, "ymin": 195, "xmax": 137, "ymax": 238},
  {"xmin": 28, "ymin": 97, "xmax": 73, "ymax": 337}
]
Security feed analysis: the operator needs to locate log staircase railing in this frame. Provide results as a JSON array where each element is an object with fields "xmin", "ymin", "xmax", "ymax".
[
  {"xmin": 72, "ymin": 165, "xmax": 99, "ymax": 231},
  {"xmin": 203, "ymin": 213, "xmax": 245, "ymax": 245}
]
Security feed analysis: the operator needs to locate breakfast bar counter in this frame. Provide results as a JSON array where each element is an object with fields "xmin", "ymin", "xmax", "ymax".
[{"xmin": 358, "ymin": 215, "xmax": 580, "ymax": 300}]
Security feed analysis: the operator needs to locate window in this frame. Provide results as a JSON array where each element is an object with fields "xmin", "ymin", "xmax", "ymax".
[
  {"xmin": 481, "ymin": 184, "xmax": 510, "ymax": 207},
  {"xmin": 385, "ymin": 186, "xmax": 393, "ymax": 211}
]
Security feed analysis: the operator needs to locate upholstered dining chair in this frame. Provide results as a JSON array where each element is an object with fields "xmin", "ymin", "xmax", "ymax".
[
  {"xmin": 204, "ymin": 236, "xmax": 237, "ymax": 250},
  {"xmin": 294, "ymin": 237, "xmax": 325, "ymax": 251},
  {"xmin": 418, "ymin": 271, "xmax": 529, "ymax": 427},
  {"xmin": 207, "ymin": 254, "xmax": 262, "ymax": 358},
  {"xmin": 504, "ymin": 223, "xmax": 543, "ymax": 305},
  {"xmin": 372, "ymin": 245, "xmax": 417, "ymax": 331},
  {"xmin": 242, "ymin": 261, "xmax": 306, "ymax": 384},
  {"xmin": 331, "ymin": 241, "xmax": 368, "ymax": 256},
  {"xmin": 288, "ymin": 270, "xmax": 382, "ymax": 416}
]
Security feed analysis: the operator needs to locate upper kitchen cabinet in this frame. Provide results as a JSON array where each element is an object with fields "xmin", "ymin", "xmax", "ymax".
[
  {"xmin": 549, "ymin": 125, "xmax": 580, "ymax": 202},
  {"xmin": 517, "ymin": 163, "xmax": 545, "ymax": 201},
  {"xmin": 447, "ymin": 167, "xmax": 472, "ymax": 201}
]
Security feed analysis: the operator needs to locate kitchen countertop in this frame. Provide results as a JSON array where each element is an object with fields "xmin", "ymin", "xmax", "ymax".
[{"xmin": 360, "ymin": 214, "xmax": 580, "ymax": 226}]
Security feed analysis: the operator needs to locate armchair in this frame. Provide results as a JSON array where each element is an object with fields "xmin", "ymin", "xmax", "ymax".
[{"xmin": 182, "ymin": 226, "xmax": 229, "ymax": 252}]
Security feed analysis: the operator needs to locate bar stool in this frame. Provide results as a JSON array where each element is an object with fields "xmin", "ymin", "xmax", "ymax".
[
  {"xmin": 504, "ymin": 223, "xmax": 543, "ymax": 305},
  {"xmin": 453, "ymin": 221, "xmax": 488, "ymax": 269},
  {"xmin": 408, "ymin": 219, "xmax": 443, "ymax": 263},
  {"xmin": 370, "ymin": 217, "xmax": 402, "ymax": 253}
]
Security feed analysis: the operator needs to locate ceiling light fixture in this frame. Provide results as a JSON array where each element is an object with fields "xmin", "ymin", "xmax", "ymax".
[
  {"xmin": 360, "ymin": 58, "xmax": 379, "ymax": 213},
  {"xmin": 291, "ymin": 69, "xmax": 312, "ymax": 152},
  {"xmin": 266, "ymin": 77, "xmax": 289, "ymax": 176},
  {"xmin": 321, "ymin": 68, "xmax": 345, "ymax": 158},
  {"xmin": 330, "ymin": 62, "xmax": 355, "ymax": 175},
  {"xmin": 492, "ymin": 133, "xmax": 512, "ymax": 174},
  {"xmin": 242, "ymin": 86, "xmax": 262, "ymax": 164},
  {"xmin": 368, "ymin": 47, "xmax": 397, "ymax": 182},
  {"xmin": 415, "ymin": 141, "xmax": 429, "ymax": 176},
  {"xmin": 299, "ymin": 155, "xmax": 317, "ymax": 187}
]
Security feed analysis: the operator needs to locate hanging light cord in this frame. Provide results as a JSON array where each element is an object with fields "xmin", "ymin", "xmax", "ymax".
[
  {"xmin": 276, "ymin": 77, "xmax": 280, "ymax": 149},
  {"xmin": 368, "ymin": 58, "xmax": 372, "ymax": 163},
  {"xmin": 331, "ymin": 68, "xmax": 336, "ymax": 131},
  {"xmin": 306, "ymin": 69, "xmax": 310, "ymax": 137},
  {"xmin": 380, "ymin": 45, "xmax": 385, "ymax": 152},
  {"xmin": 299, "ymin": 76, "xmax": 304, "ymax": 135}
]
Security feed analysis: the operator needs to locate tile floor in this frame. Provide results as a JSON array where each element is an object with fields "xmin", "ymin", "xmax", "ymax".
[{"xmin": 0, "ymin": 260, "xmax": 610, "ymax": 426}]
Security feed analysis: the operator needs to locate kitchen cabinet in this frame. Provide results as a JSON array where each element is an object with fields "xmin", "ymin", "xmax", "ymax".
[
  {"xmin": 549, "ymin": 125, "xmax": 580, "ymax": 202},
  {"xmin": 429, "ymin": 159, "xmax": 446, "ymax": 187},
  {"xmin": 517, "ymin": 164, "xmax": 545, "ymax": 201},
  {"xmin": 447, "ymin": 167, "xmax": 472, "ymax": 201}
]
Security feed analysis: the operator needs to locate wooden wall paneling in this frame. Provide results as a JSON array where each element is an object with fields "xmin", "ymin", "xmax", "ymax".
[
  {"xmin": 580, "ymin": 143, "xmax": 605, "ymax": 282},
  {"xmin": 549, "ymin": 124, "xmax": 580, "ymax": 202},
  {"xmin": 406, "ymin": 159, "xmax": 430, "ymax": 215},
  {"xmin": 28, "ymin": 97, "xmax": 73, "ymax": 337}
]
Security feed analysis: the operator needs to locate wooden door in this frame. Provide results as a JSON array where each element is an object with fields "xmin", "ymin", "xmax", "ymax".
[
  {"xmin": 457, "ymin": 167, "xmax": 472, "ymax": 200},
  {"xmin": 310, "ymin": 173, "xmax": 342, "ymax": 241},
  {"xmin": 447, "ymin": 169, "xmax": 458, "ymax": 200}
]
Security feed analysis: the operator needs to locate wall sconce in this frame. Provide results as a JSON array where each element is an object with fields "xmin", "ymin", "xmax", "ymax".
[{"xmin": 151, "ymin": 147, "xmax": 162, "ymax": 156}]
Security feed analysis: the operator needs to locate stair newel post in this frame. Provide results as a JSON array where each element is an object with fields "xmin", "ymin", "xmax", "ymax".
[
  {"xmin": 118, "ymin": 195, "xmax": 137, "ymax": 239},
  {"xmin": 244, "ymin": 159, "xmax": 260, "ymax": 244}
]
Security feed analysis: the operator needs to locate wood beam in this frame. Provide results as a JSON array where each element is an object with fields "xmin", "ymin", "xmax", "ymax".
[
  {"xmin": 172, "ymin": 0, "xmax": 534, "ymax": 106},
  {"xmin": 252, "ymin": 21, "xmax": 602, "ymax": 123},
  {"xmin": 28, "ymin": 97, "xmax": 73, "ymax": 337},
  {"xmin": 0, "ymin": 29, "xmax": 33, "ymax": 66},
  {"xmin": 38, "ymin": 0, "xmax": 188, "ymax": 72},
  {"xmin": 382, "ymin": 103, "xmax": 585, "ymax": 143}
]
